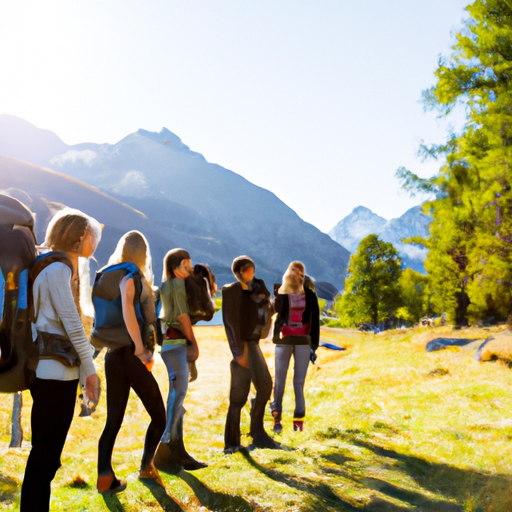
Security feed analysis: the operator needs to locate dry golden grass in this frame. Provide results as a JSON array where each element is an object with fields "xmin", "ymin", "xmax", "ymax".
[{"xmin": 1, "ymin": 325, "xmax": 512, "ymax": 511}]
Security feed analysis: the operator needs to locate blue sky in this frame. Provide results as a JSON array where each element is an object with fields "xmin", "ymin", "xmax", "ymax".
[{"xmin": 0, "ymin": 0, "xmax": 469, "ymax": 232}]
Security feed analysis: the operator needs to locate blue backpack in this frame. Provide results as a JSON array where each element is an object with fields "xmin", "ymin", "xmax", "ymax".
[{"xmin": 90, "ymin": 262, "xmax": 147, "ymax": 350}]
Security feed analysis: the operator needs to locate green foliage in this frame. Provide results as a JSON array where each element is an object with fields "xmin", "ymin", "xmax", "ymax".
[
  {"xmin": 397, "ymin": 0, "xmax": 512, "ymax": 324},
  {"xmin": 320, "ymin": 316, "xmax": 342, "ymax": 328},
  {"xmin": 395, "ymin": 268, "xmax": 432, "ymax": 324},
  {"xmin": 4, "ymin": 325, "xmax": 512, "ymax": 511},
  {"xmin": 318, "ymin": 297, "xmax": 327, "ymax": 314},
  {"xmin": 335, "ymin": 234, "xmax": 402, "ymax": 326}
]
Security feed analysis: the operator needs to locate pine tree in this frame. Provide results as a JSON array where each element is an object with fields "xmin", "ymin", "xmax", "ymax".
[
  {"xmin": 335, "ymin": 234, "xmax": 402, "ymax": 327},
  {"xmin": 397, "ymin": 0, "xmax": 512, "ymax": 324}
]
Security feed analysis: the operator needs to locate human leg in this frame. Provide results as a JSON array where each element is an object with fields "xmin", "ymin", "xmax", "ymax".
[
  {"xmin": 247, "ymin": 342, "xmax": 272, "ymax": 437},
  {"xmin": 155, "ymin": 344, "xmax": 205, "ymax": 470},
  {"xmin": 20, "ymin": 378, "xmax": 78, "ymax": 512},
  {"xmin": 224, "ymin": 358, "xmax": 250, "ymax": 452},
  {"xmin": 160, "ymin": 345, "xmax": 188, "ymax": 443},
  {"xmin": 271, "ymin": 344, "xmax": 293, "ymax": 430},
  {"xmin": 97, "ymin": 348, "xmax": 131, "ymax": 483},
  {"xmin": 246, "ymin": 342, "xmax": 279, "ymax": 449},
  {"xmin": 292, "ymin": 344, "xmax": 311, "ymax": 431},
  {"xmin": 128, "ymin": 355, "xmax": 166, "ymax": 472}
]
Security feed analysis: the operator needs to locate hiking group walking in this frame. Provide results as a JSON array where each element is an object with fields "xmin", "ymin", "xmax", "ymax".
[{"xmin": 0, "ymin": 193, "xmax": 320, "ymax": 511}]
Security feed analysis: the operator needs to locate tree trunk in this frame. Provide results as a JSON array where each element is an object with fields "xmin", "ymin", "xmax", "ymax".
[{"xmin": 10, "ymin": 392, "xmax": 23, "ymax": 448}]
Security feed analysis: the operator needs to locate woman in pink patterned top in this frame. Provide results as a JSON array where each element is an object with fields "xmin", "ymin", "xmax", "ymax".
[{"xmin": 270, "ymin": 261, "xmax": 320, "ymax": 433}]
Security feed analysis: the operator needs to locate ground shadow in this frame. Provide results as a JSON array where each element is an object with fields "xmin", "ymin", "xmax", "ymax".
[
  {"xmin": 0, "ymin": 475, "xmax": 18, "ymax": 505},
  {"xmin": 328, "ymin": 432, "xmax": 512, "ymax": 510},
  {"xmin": 361, "ymin": 477, "xmax": 463, "ymax": 512},
  {"xmin": 178, "ymin": 470, "xmax": 253, "ymax": 511},
  {"xmin": 241, "ymin": 449, "xmax": 362, "ymax": 512},
  {"xmin": 243, "ymin": 433, "xmax": 508, "ymax": 511},
  {"xmin": 100, "ymin": 493, "xmax": 127, "ymax": 512},
  {"xmin": 139, "ymin": 478, "xmax": 185, "ymax": 512}
]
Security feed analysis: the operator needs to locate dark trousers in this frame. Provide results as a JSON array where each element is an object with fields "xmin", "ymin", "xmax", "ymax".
[
  {"xmin": 224, "ymin": 341, "xmax": 272, "ymax": 448},
  {"xmin": 98, "ymin": 346, "xmax": 166, "ymax": 476},
  {"xmin": 20, "ymin": 378, "xmax": 79, "ymax": 512}
]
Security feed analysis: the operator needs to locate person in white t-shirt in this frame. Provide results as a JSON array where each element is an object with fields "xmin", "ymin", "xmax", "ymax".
[{"xmin": 20, "ymin": 209, "xmax": 102, "ymax": 512}]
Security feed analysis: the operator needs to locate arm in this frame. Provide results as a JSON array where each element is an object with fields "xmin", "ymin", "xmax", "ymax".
[
  {"xmin": 272, "ymin": 294, "xmax": 288, "ymax": 343},
  {"xmin": 178, "ymin": 312, "xmax": 199, "ymax": 361},
  {"xmin": 120, "ymin": 276, "xmax": 152, "ymax": 364},
  {"xmin": 222, "ymin": 285, "xmax": 243, "ymax": 360},
  {"xmin": 308, "ymin": 289, "xmax": 320, "ymax": 351}
]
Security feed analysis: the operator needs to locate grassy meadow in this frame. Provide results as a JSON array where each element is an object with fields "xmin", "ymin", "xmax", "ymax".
[{"xmin": 1, "ymin": 325, "xmax": 512, "ymax": 511}]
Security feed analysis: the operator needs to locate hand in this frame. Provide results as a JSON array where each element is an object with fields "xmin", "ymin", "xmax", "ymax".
[
  {"xmin": 85, "ymin": 374, "xmax": 101, "ymax": 402},
  {"xmin": 188, "ymin": 361, "xmax": 198, "ymax": 382},
  {"xmin": 310, "ymin": 348, "xmax": 317, "ymax": 364},
  {"xmin": 136, "ymin": 348, "xmax": 153, "ymax": 365}
]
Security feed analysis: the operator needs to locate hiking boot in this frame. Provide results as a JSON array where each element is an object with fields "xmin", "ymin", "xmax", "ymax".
[
  {"xmin": 153, "ymin": 442, "xmax": 182, "ymax": 474},
  {"xmin": 154, "ymin": 440, "xmax": 207, "ymax": 472},
  {"xmin": 97, "ymin": 474, "xmax": 127, "ymax": 495},
  {"xmin": 177, "ymin": 453, "xmax": 208, "ymax": 471},
  {"xmin": 293, "ymin": 420, "xmax": 304, "ymax": 432}
]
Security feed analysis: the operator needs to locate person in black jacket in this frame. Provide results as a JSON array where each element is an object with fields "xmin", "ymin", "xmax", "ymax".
[
  {"xmin": 222, "ymin": 255, "xmax": 279, "ymax": 453},
  {"xmin": 271, "ymin": 261, "xmax": 320, "ymax": 433}
]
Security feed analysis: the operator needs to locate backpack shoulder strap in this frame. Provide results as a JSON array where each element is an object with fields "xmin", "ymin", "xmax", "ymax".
[
  {"xmin": 29, "ymin": 252, "xmax": 73, "ymax": 284},
  {"xmin": 29, "ymin": 252, "xmax": 73, "ymax": 321}
]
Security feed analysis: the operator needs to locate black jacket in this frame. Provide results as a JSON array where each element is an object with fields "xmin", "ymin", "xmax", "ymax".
[
  {"xmin": 222, "ymin": 278, "xmax": 272, "ymax": 359},
  {"xmin": 273, "ymin": 287, "xmax": 320, "ymax": 351}
]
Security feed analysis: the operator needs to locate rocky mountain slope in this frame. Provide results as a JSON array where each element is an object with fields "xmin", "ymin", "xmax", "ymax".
[{"xmin": 0, "ymin": 115, "xmax": 349, "ymax": 294}]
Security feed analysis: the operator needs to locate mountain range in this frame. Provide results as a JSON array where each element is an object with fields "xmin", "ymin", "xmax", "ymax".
[
  {"xmin": 328, "ymin": 205, "xmax": 430, "ymax": 272},
  {"xmin": 0, "ymin": 115, "xmax": 349, "ymax": 297}
]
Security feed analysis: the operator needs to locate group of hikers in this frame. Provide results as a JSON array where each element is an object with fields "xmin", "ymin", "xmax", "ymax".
[{"xmin": 0, "ymin": 196, "xmax": 320, "ymax": 512}]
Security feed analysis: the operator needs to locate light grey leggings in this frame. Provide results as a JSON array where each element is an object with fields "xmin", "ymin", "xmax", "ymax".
[{"xmin": 271, "ymin": 344, "xmax": 310, "ymax": 421}]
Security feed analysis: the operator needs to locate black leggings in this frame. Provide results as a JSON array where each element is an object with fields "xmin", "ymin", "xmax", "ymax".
[
  {"xmin": 98, "ymin": 346, "xmax": 166, "ymax": 475},
  {"xmin": 21, "ymin": 378, "xmax": 79, "ymax": 512},
  {"xmin": 224, "ymin": 341, "xmax": 272, "ymax": 448}
]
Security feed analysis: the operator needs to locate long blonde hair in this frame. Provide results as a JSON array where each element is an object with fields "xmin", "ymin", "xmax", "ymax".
[
  {"xmin": 279, "ymin": 261, "xmax": 306, "ymax": 294},
  {"xmin": 107, "ymin": 230, "xmax": 154, "ymax": 285},
  {"xmin": 44, "ymin": 208, "xmax": 102, "ymax": 254}
]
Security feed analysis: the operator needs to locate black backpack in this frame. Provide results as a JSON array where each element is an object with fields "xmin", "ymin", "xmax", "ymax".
[{"xmin": 0, "ymin": 194, "xmax": 38, "ymax": 392}]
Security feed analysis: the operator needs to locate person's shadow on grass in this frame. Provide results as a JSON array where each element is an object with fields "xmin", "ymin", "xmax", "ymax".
[
  {"xmin": 242, "ymin": 443, "xmax": 479, "ymax": 512},
  {"xmin": 241, "ymin": 449, "xmax": 364, "ymax": 512},
  {"xmin": 100, "ymin": 493, "xmax": 127, "ymax": 512},
  {"xmin": 138, "ymin": 478, "xmax": 185, "ymax": 512},
  {"xmin": 332, "ymin": 433, "xmax": 512, "ymax": 511},
  {"xmin": 178, "ymin": 468, "xmax": 253, "ymax": 511}
]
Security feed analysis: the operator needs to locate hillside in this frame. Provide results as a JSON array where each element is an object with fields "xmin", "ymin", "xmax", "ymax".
[
  {"xmin": 0, "ymin": 115, "xmax": 349, "ymax": 292},
  {"xmin": 0, "ymin": 325, "xmax": 511, "ymax": 511}
]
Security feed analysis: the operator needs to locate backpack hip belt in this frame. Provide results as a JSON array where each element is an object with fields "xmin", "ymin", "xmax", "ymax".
[{"xmin": 37, "ymin": 331, "xmax": 81, "ymax": 368}]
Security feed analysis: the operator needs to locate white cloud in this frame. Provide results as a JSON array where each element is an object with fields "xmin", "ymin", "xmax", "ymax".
[
  {"xmin": 398, "ymin": 244, "xmax": 428, "ymax": 262},
  {"xmin": 51, "ymin": 149, "xmax": 97, "ymax": 166}
]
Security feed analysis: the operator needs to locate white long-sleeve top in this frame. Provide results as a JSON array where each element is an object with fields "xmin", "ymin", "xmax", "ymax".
[{"xmin": 32, "ymin": 262, "xmax": 96, "ymax": 381}]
